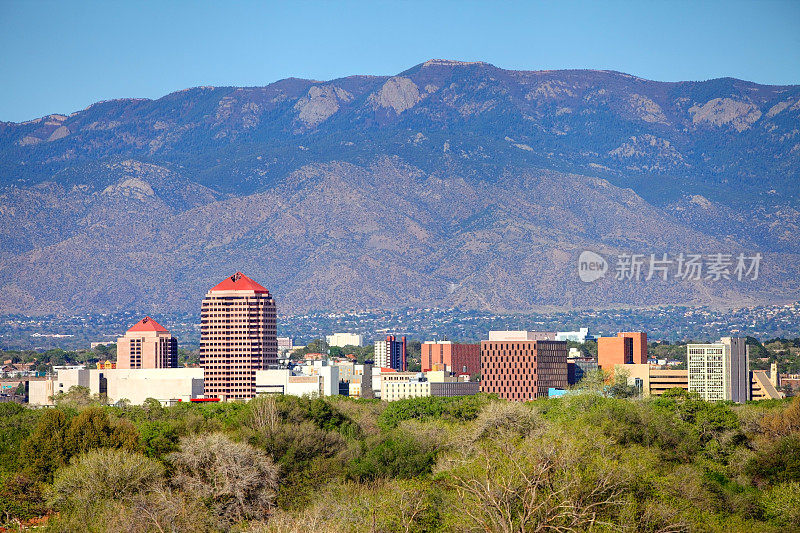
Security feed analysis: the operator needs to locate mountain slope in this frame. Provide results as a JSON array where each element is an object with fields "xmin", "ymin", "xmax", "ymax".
[{"xmin": 1, "ymin": 60, "xmax": 798, "ymax": 314}]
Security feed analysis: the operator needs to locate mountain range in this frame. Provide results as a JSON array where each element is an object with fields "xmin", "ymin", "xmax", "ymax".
[{"xmin": 1, "ymin": 59, "xmax": 799, "ymax": 315}]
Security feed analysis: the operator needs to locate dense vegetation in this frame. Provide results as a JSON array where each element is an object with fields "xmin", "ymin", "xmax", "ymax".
[{"xmin": 1, "ymin": 389, "xmax": 799, "ymax": 532}]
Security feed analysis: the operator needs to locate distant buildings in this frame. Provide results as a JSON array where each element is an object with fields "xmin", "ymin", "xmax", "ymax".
[
  {"xmin": 200, "ymin": 272, "xmax": 278, "ymax": 401},
  {"xmin": 751, "ymin": 363, "xmax": 784, "ymax": 401},
  {"xmin": 621, "ymin": 364, "xmax": 690, "ymax": 396},
  {"xmin": 598, "ymin": 332, "xmax": 647, "ymax": 370},
  {"xmin": 256, "ymin": 360, "xmax": 340, "ymax": 397},
  {"xmin": 326, "ymin": 332, "xmax": 364, "ymax": 347},
  {"xmin": 687, "ymin": 337, "xmax": 750, "ymax": 403},
  {"xmin": 421, "ymin": 341, "xmax": 480, "ymax": 375},
  {"xmin": 374, "ymin": 335, "xmax": 407, "ymax": 371},
  {"xmin": 555, "ymin": 328, "xmax": 594, "ymax": 343},
  {"xmin": 567, "ymin": 347, "xmax": 598, "ymax": 385},
  {"xmin": 277, "ymin": 337, "xmax": 294, "ymax": 353},
  {"xmin": 116, "ymin": 316, "xmax": 178, "ymax": 369},
  {"xmin": 480, "ymin": 331, "xmax": 568, "ymax": 401},
  {"xmin": 488, "ymin": 331, "xmax": 556, "ymax": 341}
]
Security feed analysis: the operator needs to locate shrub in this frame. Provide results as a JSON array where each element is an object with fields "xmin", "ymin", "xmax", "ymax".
[
  {"xmin": 348, "ymin": 432, "xmax": 435, "ymax": 481},
  {"xmin": 169, "ymin": 433, "xmax": 279, "ymax": 523},
  {"xmin": 48, "ymin": 448, "xmax": 163, "ymax": 511}
]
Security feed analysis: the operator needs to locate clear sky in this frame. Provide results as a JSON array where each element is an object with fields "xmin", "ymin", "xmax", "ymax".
[{"xmin": 1, "ymin": 0, "xmax": 799, "ymax": 122}]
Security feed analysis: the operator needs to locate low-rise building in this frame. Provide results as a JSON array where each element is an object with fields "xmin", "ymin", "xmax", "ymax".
[
  {"xmin": 620, "ymin": 364, "xmax": 689, "ymax": 396},
  {"xmin": 751, "ymin": 370, "xmax": 784, "ymax": 400},
  {"xmin": 380, "ymin": 370, "xmax": 478, "ymax": 401},
  {"xmin": 29, "ymin": 367, "xmax": 205, "ymax": 406},
  {"xmin": 382, "ymin": 376, "xmax": 430, "ymax": 402},
  {"xmin": 431, "ymin": 381, "xmax": 481, "ymax": 397},
  {"xmin": 255, "ymin": 362, "xmax": 340, "ymax": 397}
]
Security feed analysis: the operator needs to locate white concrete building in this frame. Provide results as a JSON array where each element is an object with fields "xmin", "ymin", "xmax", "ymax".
[
  {"xmin": 255, "ymin": 363, "xmax": 340, "ymax": 397},
  {"xmin": 29, "ymin": 367, "xmax": 205, "ymax": 406},
  {"xmin": 383, "ymin": 379, "xmax": 430, "ymax": 401},
  {"xmin": 687, "ymin": 337, "xmax": 750, "ymax": 403},
  {"xmin": 379, "ymin": 370, "xmax": 460, "ymax": 401},
  {"xmin": 326, "ymin": 333, "xmax": 364, "ymax": 347},
  {"xmin": 556, "ymin": 328, "xmax": 592, "ymax": 342}
]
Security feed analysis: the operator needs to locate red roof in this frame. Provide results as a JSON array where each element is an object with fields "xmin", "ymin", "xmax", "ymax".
[
  {"xmin": 128, "ymin": 316, "xmax": 169, "ymax": 333},
  {"xmin": 210, "ymin": 272, "xmax": 269, "ymax": 293}
]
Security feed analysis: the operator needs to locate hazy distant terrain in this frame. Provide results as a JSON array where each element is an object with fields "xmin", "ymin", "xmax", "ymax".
[{"xmin": 1, "ymin": 59, "xmax": 799, "ymax": 314}]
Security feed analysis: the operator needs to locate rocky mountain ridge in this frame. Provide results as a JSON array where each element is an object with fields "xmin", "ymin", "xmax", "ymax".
[{"xmin": 1, "ymin": 60, "xmax": 798, "ymax": 314}]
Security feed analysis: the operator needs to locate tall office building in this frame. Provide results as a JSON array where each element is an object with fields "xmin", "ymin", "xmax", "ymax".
[
  {"xmin": 374, "ymin": 335, "xmax": 406, "ymax": 371},
  {"xmin": 421, "ymin": 341, "xmax": 480, "ymax": 375},
  {"xmin": 598, "ymin": 332, "xmax": 647, "ymax": 370},
  {"xmin": 200, "ymin": 272, "xmax": 277, "ymax": 401},
  {"xmin": 480, "ymin": 331, "xmax": 568, "ymax": 401},
  {"xmin": 116, "ymin": 316, "xmax": 178, "ymax": 369},
  {"xmin": 687, "ymin": 337, "xmax": 749, "ymax": 403}
]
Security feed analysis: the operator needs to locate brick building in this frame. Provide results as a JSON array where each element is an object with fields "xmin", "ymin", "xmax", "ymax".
[
  {"xmin": 480, "ymin": 331, "xmax": 568, "ymax": 401},
  {"xmin": 200, "ymin": 272, "xmax": 277, "ymax": 401},
  {"xmin": 421, "ymin": 341, "xmax": 480, "ymax": 375},
  {"xmin": 598, "ymin": 332, "xmax": 647, "ymax": 370}
]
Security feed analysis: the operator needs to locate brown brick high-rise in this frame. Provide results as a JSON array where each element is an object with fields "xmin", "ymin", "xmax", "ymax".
[
  {"xmin": 200, "ymin": 272, "xmax": 277, "ymax": 401},
  {"xmin": 480, "ymin": 333, "xmax": 568, "ymax": 401}
]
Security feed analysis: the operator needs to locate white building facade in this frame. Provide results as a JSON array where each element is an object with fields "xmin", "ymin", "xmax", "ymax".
[
  {"xmin": 687, "ymin": 337, "xmax": 749, "ymax": 403},
  {"xmin": 326, "ymin": 333, "xmax": 364, "ymax": 347},
  {"xmin": 29, "ymin": 367, "xmax": 205, "ymax": 406}
]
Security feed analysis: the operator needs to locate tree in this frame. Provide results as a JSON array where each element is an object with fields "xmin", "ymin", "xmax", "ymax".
[
  {"xmin": 169, "ymin": 433, "xmax": 279, "ymax": 523},
  {"xmin": 0, "ymin": 473, "xmax": 47, "ymax": 524},
  {"xmin": 65, "ymin": 407, "xmax": 140, "ymax": 456},
  {"xmin": 759, "ymin": 395, "xmax": 800, "ymax": 438},
  {"xmin": 348, "ymin": 432, "xmax": 435, "ymax": 481},
  {"xmin": 48, "ymin": 448, "xmax": 163, "ymax": 511},
  {"xmin": 20, "ymin": 409, "xmax": 70, "ymax": 482},
  {"xmin": 21, "ymin": 407, "xmax": 139, "ymax": 483},
  {"xmin": 437, "ymin": 428, "xmax": 634, "ymax": 533},
  {"xmin": 249, "ymin": 395, "xmax": 280, "ymax": 433},
  {"xmin": 52, "ymin": 385, "xmax": 93, "ymax": 407}
]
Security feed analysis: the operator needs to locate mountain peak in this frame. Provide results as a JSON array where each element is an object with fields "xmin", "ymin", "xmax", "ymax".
[{"xmin": 421, "ymin": 59, "xmax": 493, "ymax": 68}]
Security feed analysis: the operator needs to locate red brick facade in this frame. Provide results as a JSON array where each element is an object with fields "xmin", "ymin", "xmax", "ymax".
[
  {"xmin": 421, "ymin": 342, "xmax": 480, "ymax": 375},
  {"xmin": 480, "ymin": 339, "xmax": 568, "ymax": 401}
]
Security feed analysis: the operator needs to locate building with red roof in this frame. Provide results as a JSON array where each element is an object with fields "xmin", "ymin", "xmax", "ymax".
[
  {"xmin": 200, "ymin": 272, "xmax": 277, "ymax": 401},
  {"xmin": 117, "ymin": 316, "xmax": 177, "ymax": 369}
]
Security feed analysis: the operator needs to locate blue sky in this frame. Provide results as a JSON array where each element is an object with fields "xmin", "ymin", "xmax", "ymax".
[{"xmin": 1, "ymin": 0, "xmax": 798, "ymax": 122}]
